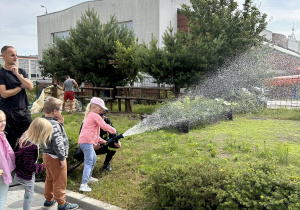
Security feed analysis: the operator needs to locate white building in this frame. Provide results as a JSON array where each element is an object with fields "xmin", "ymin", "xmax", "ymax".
[
  {"xmin": 0, "ymin": 55, "xmax": 40, "ymax": 80},
  {"xmin": 37, "ymin": 0, "xmax": 191, "ymax": 59}
]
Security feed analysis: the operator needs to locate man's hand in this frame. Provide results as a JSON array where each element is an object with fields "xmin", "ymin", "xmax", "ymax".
[
  {"xmin": 0, "ymin": 169, "xmax": 3, "ymax": 176},
  {"xmin": 8, "ymin": 65, "xmax": 21, "ymax": 76},
  {"xmin": 114, "ymin": 141, "xmax": 121, "ymax": 148}
]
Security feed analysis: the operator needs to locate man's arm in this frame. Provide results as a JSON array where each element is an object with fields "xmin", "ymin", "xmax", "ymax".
[
  {"xmin": 73, "ymin": 80, "xmax": 79, "ymax": 89},
  {"xmin": 10, "ymin": 66, "xmax": 33, "ymax": 90},
  {"xmin": 0, "ymin": 85, "xmax": 22, "ymax": 99},
  {"xmin": 18, "ymin": 76, "xmax": 33, "ymax": 90}
]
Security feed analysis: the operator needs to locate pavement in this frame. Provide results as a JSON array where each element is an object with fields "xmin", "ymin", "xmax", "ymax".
[{"xmin": 5, "ymin": 181, "xmax": 122, "ymax": 210}]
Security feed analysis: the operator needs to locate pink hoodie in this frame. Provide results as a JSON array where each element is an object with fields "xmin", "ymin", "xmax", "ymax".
[
  {"xmin": 78, "ymin": 112, "xmax": 116, "ymax": 145},
  {"xmin": 0, "ymin": 132, "xmax": 16, "ymax": 185}
]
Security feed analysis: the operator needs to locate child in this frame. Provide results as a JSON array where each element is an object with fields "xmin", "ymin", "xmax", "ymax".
[
  {"xmin": 0, "ymin": 110, "xmax": 15, "ymax": 209},
  {"xmin": 42, "ymin": 96, "xmax": 79, "ymax": 210},
  {"xmin": 78, "ymin": 97, "xmax": 116, "ymax": 192},
  {"xmin": 78, "ymin": 113, "xmax": 121, "ymax": 172},
  {"xmin": 14, "ymin": 117, "xmax": 53, "ymax": 210}
]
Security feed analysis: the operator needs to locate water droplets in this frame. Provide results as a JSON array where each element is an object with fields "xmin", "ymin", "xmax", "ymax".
[{"xmin": 123, "ymin": 47, "xmax": 274, "ymax": 137}]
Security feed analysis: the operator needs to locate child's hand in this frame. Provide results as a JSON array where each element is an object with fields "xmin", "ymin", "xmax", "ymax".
[
  {"xmin": 94, "ymin": 144, "xmax": 101, "ymax": 150},
  {"xmin": 0, "ymin": 169, "xmax": 3, "ymax": 176},
  {"xmin": 57, "ymin": 114, "xmax": 64, "ymax": 124},
  {"xmin": 60, "ymin": 160, "xmax": 66, "ymax": 168}
]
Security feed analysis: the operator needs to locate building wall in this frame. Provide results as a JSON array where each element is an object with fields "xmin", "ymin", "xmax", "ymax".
[{"xmin": 37, "ymin": 0, "xmax": 190, "ymax": 59}]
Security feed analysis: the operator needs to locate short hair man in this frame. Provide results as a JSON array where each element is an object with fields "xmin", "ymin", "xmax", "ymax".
[
  {"xmin": 0, "ymin": 46, "xmax": 33, "ymax": 149},
  {"xmin": 62, "ymin": 75, "xmax": 79, "ymax": 113}
]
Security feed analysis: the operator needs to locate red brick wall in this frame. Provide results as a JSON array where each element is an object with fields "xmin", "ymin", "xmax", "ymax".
[{"xmin": 177, "ymin": 12, "xmax": 189, "ymax": 32}]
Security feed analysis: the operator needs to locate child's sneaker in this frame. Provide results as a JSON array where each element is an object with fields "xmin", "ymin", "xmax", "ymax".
[
  {"xmin": 79, "ymin": 184, "xmax": 91, "ymax": 192},
  {"xmin": 43, "ymin": 199, "xmax": 56, "ymax": 209},
  {"xmin": 57, "ymin": 202, "xmax": 79, "ymax": 210},
  {"xmin": 88, "ymin": 176, "xmax": 98, "ymax": 183}
]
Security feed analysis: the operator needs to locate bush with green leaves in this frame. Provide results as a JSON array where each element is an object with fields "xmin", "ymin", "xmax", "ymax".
[
  {"xmin": 141, "ymin": 159, "xmax": 300, "ymax": 209},
  {"xmin": 218, "ymin": 161, "xmax": 300, "ymax": 209},
  {"xmin": 230, "ymin": 87, "xmax": 267, "ymax": 114},
  {"xmin": 141, "ymin": 162, "xmax": 226, "ymax": 209}
]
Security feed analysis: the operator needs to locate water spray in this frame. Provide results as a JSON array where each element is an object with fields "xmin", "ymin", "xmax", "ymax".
[{"xmin": 121, "ymin": 47, "xmax": 274, "ymax": 137}]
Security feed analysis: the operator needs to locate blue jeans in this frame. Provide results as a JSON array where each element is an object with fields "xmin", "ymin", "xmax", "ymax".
[
  {"xmin": 23, "ymin": 185, "xmax": 34, "ymax": 210},
  {"xmin": 79, "ymin": 143, "xmax": 97, "ymax": 184},
  {"xmin": 0, "ymin": 177, "xmax": 9, "ymax": 210}
]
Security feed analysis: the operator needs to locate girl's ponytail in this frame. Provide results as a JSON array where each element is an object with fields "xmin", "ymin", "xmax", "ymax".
[{"xmin": 84, "ymin": 103, "xmax": 92, "ymax": 120}]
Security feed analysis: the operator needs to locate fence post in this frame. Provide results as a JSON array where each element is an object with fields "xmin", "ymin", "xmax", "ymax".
[
  {"xmin": 118, "ymin": 88, "xmax": 121, "ymax": 112},
  {"xmin": 128, "ymin": 87, "xmax": 132, "ymax": 112},
  {"xmin": 125, "ymin": 88, "xmax": 129, "ymax": 112},
  {"xmin": 80, "ymin": 88, "xmax": 84, "ymax": 105},
  {"xmin": 109, "ymin": 89, "xmax": 113, "ymax": 111}
]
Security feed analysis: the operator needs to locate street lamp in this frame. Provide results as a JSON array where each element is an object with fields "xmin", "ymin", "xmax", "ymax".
[{"xmin": 41, "ymin": 5, "xmax": 48, "ymax": 14}]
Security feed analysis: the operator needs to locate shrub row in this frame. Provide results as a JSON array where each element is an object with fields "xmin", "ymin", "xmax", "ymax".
[{"xmin": 142, "ymin": 161, "xmax": 300, "ymax": 209}]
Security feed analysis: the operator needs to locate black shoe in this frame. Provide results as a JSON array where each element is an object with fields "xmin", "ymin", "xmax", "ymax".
[
  {"xmin": 103, "ymin": 162, "xmax": 112, "ymax": 171},
  {"xmin": 43, "ymin": 199, "xmax": 56, "ymax": 209}
]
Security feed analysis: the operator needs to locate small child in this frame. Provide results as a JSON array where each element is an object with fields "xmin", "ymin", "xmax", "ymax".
[
  {"xmin": 42, "ymin": 96, "xmax": 79, "ymax": 210},
  {"xmin": 14, "ymin": 117, "xmax": 53, "ymax": 210},
  {"xmin": 0, "ymin": 110, "xmax": 15, "ymax": 209},
  {"xmin": 78, "ymin": 97, "xmax": 116, "ymax": 192}
]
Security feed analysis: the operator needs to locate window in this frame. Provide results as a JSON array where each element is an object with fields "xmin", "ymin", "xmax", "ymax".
[
  {"xmin": 118, "ymin": 21, "xmax": 133, "ymax": 29},
  {"xmin": 52, "ymin": 31, "xmax": 70, "ymax": 44},
  {"xmin": 18, "ymin": 59, "xmax": 29, "ymax": 74},
  {"xmin": 0, "ymin": 58, "xmax": 4, "ymax": 67},
  {"xmin": 30, "ymin": 60, "xmax": 40, "ymax": 78}
]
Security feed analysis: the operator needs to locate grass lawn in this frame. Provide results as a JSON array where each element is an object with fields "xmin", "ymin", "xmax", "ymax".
[{"xmin": 33, "ymin": 108, "xmax": 300, "ymax": 209}]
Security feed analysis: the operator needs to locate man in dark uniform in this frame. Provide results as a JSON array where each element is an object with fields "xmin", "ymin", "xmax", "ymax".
[
  {"xmin": 97, "ymin": 116, "xmax": 121, "ymax": 171},
  {"xmin": 0, "ymin": 46, "xmax": 33, "ymax": 149}
]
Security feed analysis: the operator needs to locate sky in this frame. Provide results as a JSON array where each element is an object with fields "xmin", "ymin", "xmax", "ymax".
[{"xmin": 0, "ymin": 0, "xmax": 300, "ymax": 56}]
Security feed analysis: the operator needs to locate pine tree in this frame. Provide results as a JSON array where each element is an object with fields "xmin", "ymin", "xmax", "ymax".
[
  {"xmin": 113, "ymin": 39, "xmax": 143, "ymax": 86},
  {"xmin": 40, "ymin": 8, "xmax": 135, "ymax": 87},
  {"xmin": 181, "ymin": 0, "xmax": 267, "ymax": 65}
]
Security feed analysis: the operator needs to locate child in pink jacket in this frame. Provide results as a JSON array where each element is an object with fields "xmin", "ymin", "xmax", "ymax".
[
  {"xmin": 0, "ymin": 110, "xmax": 15, "ymax": 209},
  {"xmin": 78, "ymin": 97, "xmax": 116, "ymax": 192}
]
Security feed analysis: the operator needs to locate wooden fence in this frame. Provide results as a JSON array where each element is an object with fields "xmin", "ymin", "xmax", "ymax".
[
  {"xmin": 77, "ymin": 87, "xmax": 114, "ymax": 111},
  {"xmin": 77, "ymin": 86, "xmax": 173, "ymax": 112},
  {"xmin": 115, "ymin": 86, "xmax": 173, "ymax": 112}
]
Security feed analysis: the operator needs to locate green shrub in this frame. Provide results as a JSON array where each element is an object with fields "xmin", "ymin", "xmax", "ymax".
[
  {"xmin": 218, "ymin": 161, "xmax": 300, "ymax": 209},
  {"xmin": 141, "ymin": 162, "xmax": 226, "ymax": 209}
]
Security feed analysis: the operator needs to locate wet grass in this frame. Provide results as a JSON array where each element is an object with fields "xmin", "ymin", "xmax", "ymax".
[{"xmin": 33, "ymin": 108, "xmax": 300, "ymax": 209}]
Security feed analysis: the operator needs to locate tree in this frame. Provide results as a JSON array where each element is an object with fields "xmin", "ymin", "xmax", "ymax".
[
  {"xmin": 181, "ymin": 0, "xmax": 267, "ymax": 65},
  {"xmin": 113, "ymin": 39, "xmax": 143, "ymax": 86},
  {"xmin": 40, "ymin": 8, "xmax": 135, "ymax": 87},
  {"xmin": 39, "ymin": 44, "xmax": 72, "ymax": 82},
  {"xmin": 137, "ymin": 27, "xmax": 224, "ymax": 96}
]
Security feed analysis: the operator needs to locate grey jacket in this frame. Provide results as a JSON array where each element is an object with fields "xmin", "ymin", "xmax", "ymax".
[{"xmin": 42, "ymin": 116, "xmax": 69, "ymax": 161}]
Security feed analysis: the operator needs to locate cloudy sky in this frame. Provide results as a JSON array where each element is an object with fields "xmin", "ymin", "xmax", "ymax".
[{"xmin": 0, "ymin": 0, "xmax": 299, "ymax": 56}]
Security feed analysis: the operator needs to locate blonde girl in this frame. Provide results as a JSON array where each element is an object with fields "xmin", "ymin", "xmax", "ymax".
[
  {"xmin": 14, "ymin": 118, "xmax": 53, "ymax": 210},
  {"xmin": 78, "ymin": 97, "xmax": 116, "ymax": 192},
  {"xmin": 0, "ymin": 110, "xmax": 15, "ymax": 209}
]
